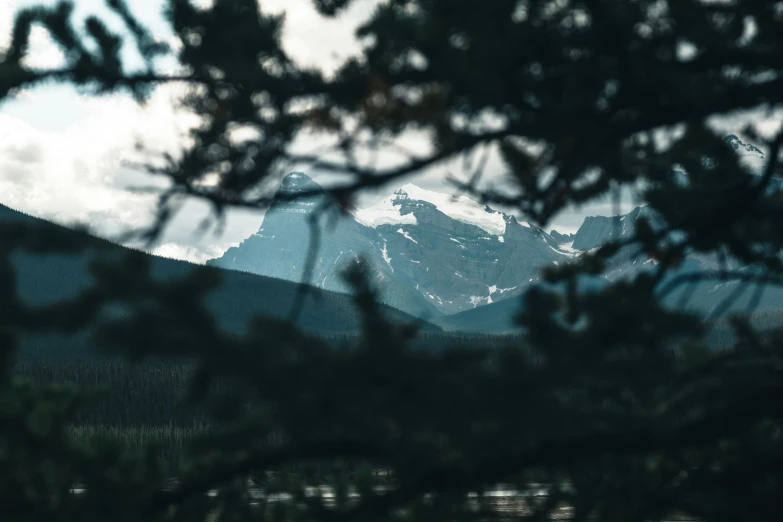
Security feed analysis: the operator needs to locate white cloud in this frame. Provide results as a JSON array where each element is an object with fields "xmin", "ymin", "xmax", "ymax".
[
  {"xmin": 259, "ymin": 0, "xmax": 378, "ymax": 78},
  {"xmin": 153, "ymin": 242, "xmax": 221, "ymax": 263},
  {"xmin": 1, "ymin": 0, "xmax": 781, "ymax": 265},
  {"xmin": 708, "ymin": 107, "xmax": 783, "ymax": 143},
  {"xmin": 0, "ymin": 0, "xmax": 378, "ymax": 263},
  {"xmin": 0, "ymin": 0, "xmax": 15, "ymax": 50},
  {"xmin": 20, "ymin": 23, "xmax": 65, "ymax": 69},
  {"xmin": 0, "ymin": 80, "xmax": 245, "ymax": 261}
]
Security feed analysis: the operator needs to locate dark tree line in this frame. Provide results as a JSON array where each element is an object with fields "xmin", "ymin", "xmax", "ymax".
[{"xmin": 3, "ymin": 0, "xmax": 783, "ymax": 521}]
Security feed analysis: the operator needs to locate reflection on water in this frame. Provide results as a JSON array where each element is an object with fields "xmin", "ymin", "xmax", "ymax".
[
  {"xmin": 231, "ymin": 484, "xmax": 549, "ymax": 502},
  {"xmin": 69, "ymin": 483, "xmax": 694, "ymax": 520}
]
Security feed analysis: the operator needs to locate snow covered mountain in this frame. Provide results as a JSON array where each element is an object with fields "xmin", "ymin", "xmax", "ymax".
[
  {"xmin": 207, "ymin": 173, "xmax": 572, "ymax": 317},
  {"xmin": 351, "ymin": 183, "xmax": 569, "ymax": 313},
  {"xmin": 437, "ymin": 207, "xmax": 783, "ymax": 334},
  {"xmin": 207, "ymin": 134, "xmax": 779, "ymax": 325},
  {"xmin": 207, "ymin": 173, "xmax": 443, "ymax": 319}
]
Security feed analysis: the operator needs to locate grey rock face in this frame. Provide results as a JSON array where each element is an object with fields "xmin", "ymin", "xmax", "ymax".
[
  {"xmin": 549, "ymin": 230, "xmax": 574, "ymax": 244},
  {"xmin": 208, "ymin": 174, "xmax": 572, "ymax": 317},
  {"xmin": 208, "ymin": 174, "xmax": 443, "ymax": 319},
  {"xmin": 570, "ymin": 206, "xmax": 660, "ymax": 251},
  {"xmin": 366, "ymin": 193, "xmax": 565, "ymax": 314},
  {"xmin": 207, "ymin": 133, "xmax": 777, "ymax": 325}
]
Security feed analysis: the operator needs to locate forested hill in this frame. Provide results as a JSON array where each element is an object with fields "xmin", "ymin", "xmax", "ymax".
[{"xmin": 1, "ymin": 202, "xmax": 439, "ymax": 357}]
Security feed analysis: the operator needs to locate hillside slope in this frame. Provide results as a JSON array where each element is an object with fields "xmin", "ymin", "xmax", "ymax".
[{"xmin": 1, "ymin": 203, "xmax": 439, "ymax": 357}]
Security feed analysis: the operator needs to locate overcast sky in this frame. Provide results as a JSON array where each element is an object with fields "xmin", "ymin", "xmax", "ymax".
[{"xmin": 0, "ymin": 0, "xmax": 779, "ymax": 263}]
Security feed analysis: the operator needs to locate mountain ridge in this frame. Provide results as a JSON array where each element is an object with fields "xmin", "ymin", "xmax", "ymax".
[
  {"xmin": 0, "ymin": 201, "xmax": 439, "ymax": 356},
  {"xmin": 207, "ymin": 173, "xmax": 573, "ymax": 316},
  {"xmin": 206, "ymin": 133, "xmax": 783, "ymax": 331}
]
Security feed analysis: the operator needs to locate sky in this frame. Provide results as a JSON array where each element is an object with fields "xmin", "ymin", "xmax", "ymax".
[{"xmin": 0, "ymin": 0, "xmax": 780, "ymax": 263}]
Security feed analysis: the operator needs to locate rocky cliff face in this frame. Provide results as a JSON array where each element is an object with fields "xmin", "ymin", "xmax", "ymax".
[
  {"xmin": 549, "ymin": 230, "xmax": 574, "ymax": 244},
  {"xmin": 570, "ymin": 206, "xmax": 665, "ymax": 251},
  {"xmin": 208, "ymin": 174, "xmax": 442, "ymax": 319},
  {"xmin": 207, "ymin": 134, "xmax": 778, "ymax": 323},
  {"xmin": 207, "ymin": 174, "xmax": 573, "ymax": 317},
  {"xmin": 354, "ymin": 184, "xmax": 568, "ymax": 313}
]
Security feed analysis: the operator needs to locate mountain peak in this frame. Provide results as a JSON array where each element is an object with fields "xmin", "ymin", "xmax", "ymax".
[
  {"xmin": 278, "ymin": 172, "xmax": 323, "ymax": 194},
  {"xmin": 357, "ymin": 183, "xmax": 511, "ymax": 235},
  {"xmin": 268, "ymin": 172, "xmax": 327, "ymax": 214}
]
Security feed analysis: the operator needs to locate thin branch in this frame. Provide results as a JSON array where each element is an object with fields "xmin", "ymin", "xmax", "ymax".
[
  {"xmin": 288, "ymin": 201, "xmax": 330, "ymax": 324},
  {"xmin": 706, "ymin": 281, "xmax": 750, "ymax": 321}
]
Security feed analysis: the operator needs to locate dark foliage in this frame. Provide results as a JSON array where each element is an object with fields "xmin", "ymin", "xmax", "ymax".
[{"xmin": 3, "ymin": 1, "xmax": 783, "ymax": 521}]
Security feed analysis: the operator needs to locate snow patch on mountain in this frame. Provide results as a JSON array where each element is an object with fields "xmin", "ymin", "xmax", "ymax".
[
  {"xmin": 355, "ymin": 183, "xmax": 511, "ymax": 235},
  {"xmin": 380, "ymin": 241, "xmax": 393, "ymax": 272},
  {"xmin": 397, "ymin": 228, "xmax": 418, "ymax": 244},
  {"xmin": 470, "ymin": 295, "xmax": 493, "ymax": 307},
  {"xmin": 559, "ymin": 241, "xmax": 576, "ymax": 253},
  {"xmin": 354, "ymin": 196, "xmax": 418, "ymax": 227},
  {"xmin": 426, "ymin": 292, "xmax": 444, "ymax": 304},
  {"xmin": 400, "ymin": 184, "xmax": 510, "ymax": 234}
]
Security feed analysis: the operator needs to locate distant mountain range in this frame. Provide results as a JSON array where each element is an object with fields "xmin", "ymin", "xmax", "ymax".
[
  {"xmin": 4, "ymin": 133, "xmax": 780, "ymax": 342},
  {"xmin": 207, "ymin": 134, "xmax": 783, "ymax": 332},
  {"xmin": 208, "ymin": 172, "xmax": 570, "ymax": 318}
]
